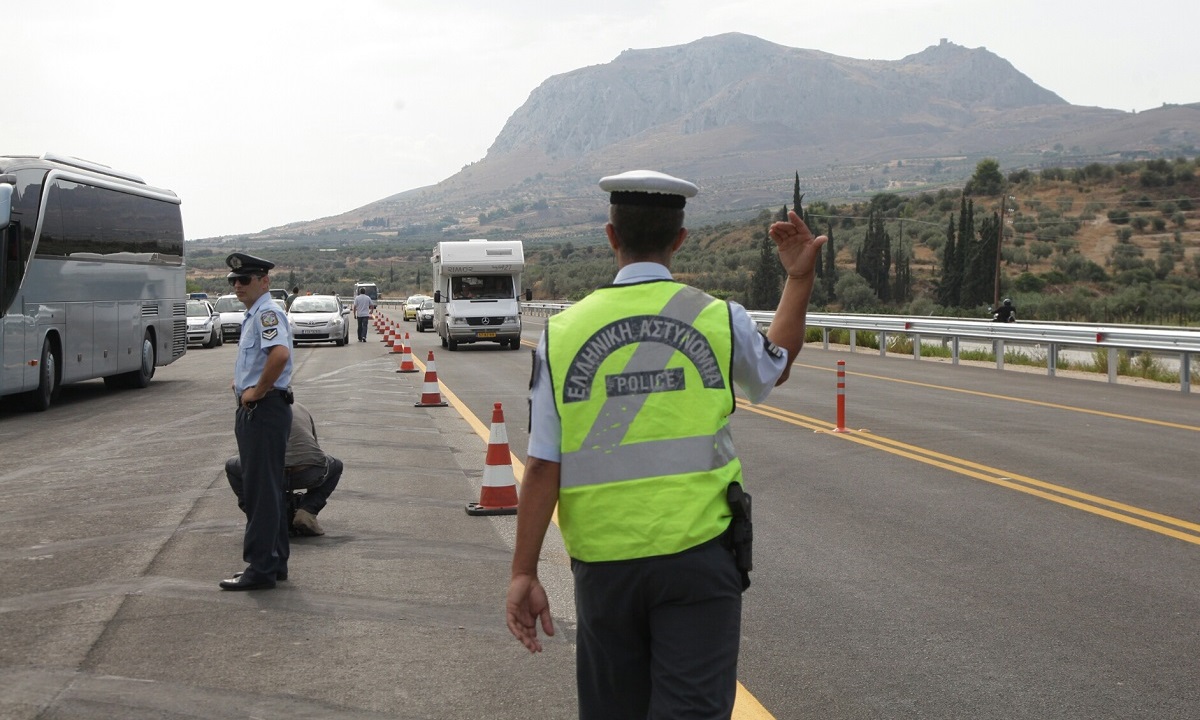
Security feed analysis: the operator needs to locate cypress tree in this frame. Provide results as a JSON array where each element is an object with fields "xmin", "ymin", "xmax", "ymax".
[
  {"xmin": 955, "ymin": 197, "xmax": 975, "ymax": 305},
  {"xmin": 856, "ymin": 209, "xmax": 891, "ymax": 302},
  {"xmin": 748, "ymin": 210, "xmax": 787, "ymax": 310},
  {"xmin": 938, "ymin": 214, "xmax": 958, "ymax": 307},
  {"xmin": 823, "ymin": 223, "xmax": 837, "ymax": 301},
  {"xmin": 963, "ymin": 212, "xmax": 1000, "ymax": 308}
]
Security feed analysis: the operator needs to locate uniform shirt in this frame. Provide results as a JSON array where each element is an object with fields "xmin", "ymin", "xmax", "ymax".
[
  {"xmin": 527, "ymin": 262, "xmax": 789, "ymax": 462},
  {"xmin": 234, "ymin": 292, "xmax": 294, "ymax": 394},
  {"xmin": 353, "ymin": 293, "xmax": 373, "ymax": 318}
]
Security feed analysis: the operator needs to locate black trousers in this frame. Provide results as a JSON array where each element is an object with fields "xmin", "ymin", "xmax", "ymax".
[
  {"xmin": 234, "ymin": 394, "xmax": 292, "ymax": 581},
  {"xmin": 357, "ymin": 316, "xmax": 369, "ymax": 341},
  {"xmin": 572, "ymin": 537, "xmax": 743, "ymax": 720},
  {"xmin": 225, "ymin": 455, "xmax": 342, "ymax": 516}
]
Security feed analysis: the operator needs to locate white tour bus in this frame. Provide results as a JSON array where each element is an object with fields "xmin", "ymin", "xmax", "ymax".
[{"xmin": 0, "ymin": 153, "xmax": 187, "ymax": 411}]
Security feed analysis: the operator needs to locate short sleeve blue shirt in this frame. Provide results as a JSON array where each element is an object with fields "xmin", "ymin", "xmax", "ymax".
[{"xmin": 234, "ymin": 293, "xmax": 293, "ymax": 393}]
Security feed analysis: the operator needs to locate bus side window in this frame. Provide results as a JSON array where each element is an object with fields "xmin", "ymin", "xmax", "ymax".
[
  {"xmin": 1, "ymin": 224, "xmax": 18, "ymax": 313},
  {"xmin": 1, "ymin": 171, "xmax": 44, "ymax": 313}
]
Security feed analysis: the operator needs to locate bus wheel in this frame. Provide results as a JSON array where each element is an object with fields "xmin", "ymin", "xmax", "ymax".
[
  {"xmin": 24, "ymin": 337, "xmax": 59, "ymax": 411},
  {"xmin": 115, "ymin": 331, "xmax": 156, "ymax": 389},
  {"xmin": 135, "ymin": 332, "xmax": 156, "ymax": 386}
]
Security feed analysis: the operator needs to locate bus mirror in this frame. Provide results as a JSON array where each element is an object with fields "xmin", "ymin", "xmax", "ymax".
[
  {"xmin": 524, "ymin": 289, "xmax": 532, "ymax": 301},
  {"xmin": 434, "ymin": 290, "xmax": 442, "ymax": 303},
  {"xmin": 0, "ymin": 184, "xmax": 12, "ymax": 229}
]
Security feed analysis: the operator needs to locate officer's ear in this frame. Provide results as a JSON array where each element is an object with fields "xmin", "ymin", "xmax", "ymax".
[
  {"xmin": 670, "ymin": 227, "xmax": 687, "ymax": 254},
  {"xmin": 605, "ymin": 223, "xmax": 620, "ymax": 253}
]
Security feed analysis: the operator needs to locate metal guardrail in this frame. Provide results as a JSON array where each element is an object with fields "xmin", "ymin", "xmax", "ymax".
[{"xmin": 523, "ymin": 303, "xmax": 1200, "ymax": 393}]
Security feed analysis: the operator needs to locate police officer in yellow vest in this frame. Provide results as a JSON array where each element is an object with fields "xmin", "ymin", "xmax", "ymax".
[{"xmin": 506, "ymin": 170, "xmax": 827, "ymax": 719}]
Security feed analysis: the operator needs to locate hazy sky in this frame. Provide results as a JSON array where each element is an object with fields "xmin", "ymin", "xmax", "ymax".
[{"xmin": 9, "ymin": 0, "xmax": 1197, "ymax": 239}]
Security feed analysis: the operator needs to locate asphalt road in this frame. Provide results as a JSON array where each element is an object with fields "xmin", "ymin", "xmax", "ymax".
[{"xmin": 1, "ymin": 311, "xmax": 1197, "ymax": 719}]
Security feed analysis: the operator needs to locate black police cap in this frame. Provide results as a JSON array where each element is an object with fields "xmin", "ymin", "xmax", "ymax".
[{"xmin": 225, "ymin": 252, "xmax": 275, "ymax": 278}]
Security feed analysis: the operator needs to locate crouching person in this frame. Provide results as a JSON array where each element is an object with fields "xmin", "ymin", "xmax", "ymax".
[{"xmin": 226, "ymin": 401, "xmax": 342, "ymax": 536}]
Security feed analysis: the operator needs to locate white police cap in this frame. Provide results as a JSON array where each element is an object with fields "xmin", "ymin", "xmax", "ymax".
[{"xmin": 599, "ymin": 170, "xmax": 699, "ymax": 209}]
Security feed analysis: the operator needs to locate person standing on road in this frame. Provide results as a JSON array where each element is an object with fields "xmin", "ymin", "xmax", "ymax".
[
  {"xmin": 221, "ymin": 252, "xmax": 294, "ymax": 591},
  {"xmin": 285, "ymin": 285, "xmax": 301, "ymax": 311},
  {"xmin": 352, "ymin": 287, "xmax": 374, "ymax": 342},
  {"xmin": 505, "ymin": 170, "xmax": 826, "ymax": 718},
  {"xmin": 224, "ymin": 401, "xmax": 343, "ymax": 537}
]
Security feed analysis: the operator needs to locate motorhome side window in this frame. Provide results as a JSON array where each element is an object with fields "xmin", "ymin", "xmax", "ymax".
[
  {"xmin": 37, "ymin": 180, "xmax": 184, "ymax": 263},
  {"xmin": 453, "ymin": 275, "xmax": 513, "ymax": 299}
]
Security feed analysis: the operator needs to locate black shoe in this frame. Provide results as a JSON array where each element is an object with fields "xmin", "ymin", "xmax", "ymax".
[
  {"xmin": 219, "ymin": 573, "xmax": 276, "ymax": 591},
  {"xmin": 231, "ymin": 570, "xmax": 288, "ymax": 582}
]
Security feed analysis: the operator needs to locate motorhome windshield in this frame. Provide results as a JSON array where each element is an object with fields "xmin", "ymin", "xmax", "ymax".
[
  {"xmin": 452, "ymin": 276, "xmax": 513, "ymax": 300},
  {"xmin": 354, "ymin": 282, "xmax": 379, "ymax": 301}
]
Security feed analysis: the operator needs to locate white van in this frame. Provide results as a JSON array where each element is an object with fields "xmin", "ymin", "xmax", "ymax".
[{"xmin": 431, "ymin": 239, "xmax": 530, "ymax": 350}]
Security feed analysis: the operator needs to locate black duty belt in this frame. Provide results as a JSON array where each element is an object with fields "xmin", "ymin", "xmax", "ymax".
[{"xmin": 236, "ymin": 387, "xmax": 294, "ymax": 405}]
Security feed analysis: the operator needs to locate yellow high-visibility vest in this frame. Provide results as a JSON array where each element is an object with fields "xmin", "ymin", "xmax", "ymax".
[{"xmin": 548, "ymin": 280, "xmax": 741, "ymax": 562}]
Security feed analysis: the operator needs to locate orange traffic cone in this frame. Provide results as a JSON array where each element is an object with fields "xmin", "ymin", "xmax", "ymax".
[
  {"xmin": 466, "ymin": 403, "xmax": 519, "ymax": 516},
  {"xmin": 414, "ymin": 351, "xmax": 449, "ymax": 407},
  {"xmin": 391, "ymin": 336, "xmax": 405, "ymax": 354},
  {"xmin": 396, "ymin": 341, "xmax": 417, "ymax": 373}
]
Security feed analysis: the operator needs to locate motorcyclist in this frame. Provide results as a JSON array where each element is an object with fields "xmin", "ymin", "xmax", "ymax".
[{"xmin": 992, "ymin": 297, "xmax": 1016, "ymax": 323}]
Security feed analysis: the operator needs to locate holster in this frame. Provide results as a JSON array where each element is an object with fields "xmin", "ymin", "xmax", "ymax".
[{"xmin": 726, "ymin": 482, "xmax": 753, "ymax": 591}]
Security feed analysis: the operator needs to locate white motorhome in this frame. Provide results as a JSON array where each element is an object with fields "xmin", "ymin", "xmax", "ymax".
[
  {"xmin": 431, "ymin": 239, "xmax": 529, "ymax": 350},
  {"xmin": 353, "ymin": 281, "xmax": 379, "ymax": 302}
]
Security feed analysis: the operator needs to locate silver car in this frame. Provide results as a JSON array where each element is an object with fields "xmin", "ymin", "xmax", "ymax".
[
  {"xmin": 213, "ymin": 294, "xmax": 246, "ymax": 342},
  {"xmin": 288, "ymin": 295, "xmax": 350, "ymax": 346},
  {"xmin": 416, "ymin": 299, "xmax": 435, "ymax": 332},
  {"xmin": 186, "ymin": 299, "xmax": 222, "ymax": 348}
]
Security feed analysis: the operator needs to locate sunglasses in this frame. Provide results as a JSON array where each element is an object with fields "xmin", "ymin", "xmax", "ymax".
[{"xmin": 227, "ymin": 274, "xmax": 264, "ymax": 287}]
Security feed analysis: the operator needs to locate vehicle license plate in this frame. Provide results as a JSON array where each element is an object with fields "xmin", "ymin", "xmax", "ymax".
[
  {"xmin": 299, "ymin": 329, "xmax": 321, "ymax": 335},
  {"xmin": 476, "ymin": 331, "xmax": 497, "ymax": 339}
]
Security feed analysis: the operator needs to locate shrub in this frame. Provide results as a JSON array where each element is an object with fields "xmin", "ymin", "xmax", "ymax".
[{"xmin": 1012, "ymin": 272, "xmax": 1046, "ymax": 292}]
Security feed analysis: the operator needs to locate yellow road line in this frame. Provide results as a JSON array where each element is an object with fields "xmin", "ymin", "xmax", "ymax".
[
  {"xmin": 792, "ymin": 361, "xmax": 1200, "ymax": 433},
  {"xmin": 738, "ymin": 398, "xmax": 1200, "ymax": 546}
]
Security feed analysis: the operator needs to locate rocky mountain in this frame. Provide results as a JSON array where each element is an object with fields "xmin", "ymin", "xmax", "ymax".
[{"xmin": 244, "ymin": 33, "xmax": 1200, "ymax": 243}]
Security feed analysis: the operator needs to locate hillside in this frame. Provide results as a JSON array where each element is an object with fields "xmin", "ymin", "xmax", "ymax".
[
  {"xmin": 196, "ymin": 34, "xmax": 1200, "ymax": 248},
  {"xmin": 188, "ymin": 159, "xmax": 1200, "ymax": 324}
]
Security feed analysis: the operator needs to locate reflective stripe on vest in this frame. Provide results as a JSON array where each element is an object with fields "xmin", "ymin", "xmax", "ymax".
[{"xmin": 548, "ymin": 280, "xmax": 740, "ymax": 561}]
